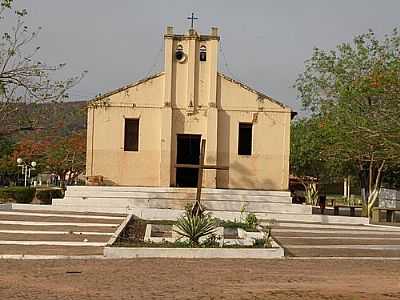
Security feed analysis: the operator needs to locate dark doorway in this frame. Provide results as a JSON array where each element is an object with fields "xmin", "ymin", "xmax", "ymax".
[{"xmin": 176, "ymin": 134, "xmax": 201, "ymax": 187}]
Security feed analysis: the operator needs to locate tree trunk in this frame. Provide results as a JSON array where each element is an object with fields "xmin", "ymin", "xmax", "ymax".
[
  {"xmin": 367, "ymin": 161, "xmax": 385, "ymax": 218},
  {"xmin": 359, "ymin": 166, "xmax": 369, "ymax": 205},
  {"xmin": 368, "ymin": 157, "xmax": 374, "ymax": 200}
]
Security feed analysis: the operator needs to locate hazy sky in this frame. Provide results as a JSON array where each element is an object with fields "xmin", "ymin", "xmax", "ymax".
[{"xmin": 6, "ymin": 0, "xmax": 400, "ymax": 113}]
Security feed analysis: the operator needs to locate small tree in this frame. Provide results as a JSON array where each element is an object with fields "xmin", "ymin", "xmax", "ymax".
[
  {"xmin": 46, "ymin": 131, "xmax": 86, "ymax": 186},
  {"xmin": 12, "ymin": 130, "xmax": 86, "ymax": 186}
]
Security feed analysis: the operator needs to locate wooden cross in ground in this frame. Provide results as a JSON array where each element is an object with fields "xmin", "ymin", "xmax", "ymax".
[{"xmin": 175, "ymin": 139, "xmax": 229, "ymax": 215}]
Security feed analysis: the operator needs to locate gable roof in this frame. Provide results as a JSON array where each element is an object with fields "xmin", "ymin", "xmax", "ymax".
[
  {"xmin": 88, "ymin": 71, "xmax": 296, "ymax": 118},
  {"xmin": 218, "ymin": 72, "xmax": 292, "ymax": 111},
  {"xmin": 88, "ymin": 72, "xmax": 165, "ymax": 104}
]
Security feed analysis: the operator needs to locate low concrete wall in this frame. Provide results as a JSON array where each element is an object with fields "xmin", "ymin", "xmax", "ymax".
[
  {"xmin": 54, "ymin": 198, "xmax": 309, "ymax": 214},
  {"xmin": 103, "ymin": 246, "xmax": 284, "ymax": 259},
  {"xmin": 105, "ymin": 210, "xmax": 285, "ymax": 259},
  {"xmin": 106, "ymin": 214, "xmax": 134, "ymax": 246}
]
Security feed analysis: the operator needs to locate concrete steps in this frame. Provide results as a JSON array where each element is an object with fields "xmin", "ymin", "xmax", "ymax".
[
  {"xmin": 53, "ymin": 186, "xmax": 306, "ymax": 218},
  {"xmin": 273, "ymin": 221, "xmax": 400, "ymax": 257},
  {"xmin": 53, "ymin": 198, "xmax": 310, "ymax": 214},
  {"xmin": 64, "ymin": 187, "xmax": 292, "ymax": 203},
  {"xmin": 63, "ymin": 193, "xmax": 291, "ymax": 203},
  {"xmin": 65, "ymin": 186, "xmax": 292, "ymax": 197},
  {"xmin": 9, "ymin": 184, "xmax": 370, "ymax": 224},
  {"xmin": 0, "ymin": 210, "xmax": 124, "ymax": 256}
]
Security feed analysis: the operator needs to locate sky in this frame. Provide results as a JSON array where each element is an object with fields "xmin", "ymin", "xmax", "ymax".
[{"xmin": 5, "ymin": 0, "xmax": 400, "ymax": 113}]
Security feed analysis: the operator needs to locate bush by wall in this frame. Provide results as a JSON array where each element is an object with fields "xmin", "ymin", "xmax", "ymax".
[
  {"xmin": 35, "ymin": 189, "xmax": 64, "ymax": 205},
  {"xmin": 0, "ymin": 187, "xmax": 36, "ymax": 204}
]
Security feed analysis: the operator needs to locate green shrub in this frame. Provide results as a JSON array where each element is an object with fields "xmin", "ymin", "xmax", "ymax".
[
  {"xmin": 35, "ymin": 189, "xmax": 64, "ymax": 205},
  {"xmin": 245, "ymin": 213, "xmax": 258, "ymax": 230},
  {"xmin": 221, "ymin": 219, "xmax": 259, "ymax": 232},
  {"xmin": 0, "ymin": 187, "xmax": 36, "ymax": 203},
  {"xmin": 0, "ymin": 189, "xmax": 12, "ymax": 203}
]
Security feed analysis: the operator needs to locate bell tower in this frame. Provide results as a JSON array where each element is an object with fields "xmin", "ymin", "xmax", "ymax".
[
  {"xmin": 161, "ymin": 23, "xmax": 220, "ymax": 188},
  {"xmin": 163, "ymin": 26, "xmax": 220, "ymax": 111}
]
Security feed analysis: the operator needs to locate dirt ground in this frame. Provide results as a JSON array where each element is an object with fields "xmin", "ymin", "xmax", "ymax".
[{"xmin": 1, "ymin": 259, "xmax": 399, "ymax": 300}]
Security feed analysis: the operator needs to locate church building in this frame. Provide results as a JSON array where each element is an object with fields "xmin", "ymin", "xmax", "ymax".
[{"xmin": 86, "ymin": 26, "xmax": 294, "ymax": 190}]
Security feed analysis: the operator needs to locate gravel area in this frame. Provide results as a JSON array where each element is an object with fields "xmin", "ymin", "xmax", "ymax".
[{"xmin": 0, "ymin": 259, "xmax": 399, "ymax": 299}]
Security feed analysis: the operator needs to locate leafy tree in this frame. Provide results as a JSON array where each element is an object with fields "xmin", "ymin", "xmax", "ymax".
[
  {"xmin": 291, "ymin": 117, "xmax": 354, "ymax": 179},
  {"xmin": 12, "ymin": 130, "xmax": 86, "ymax": 186},
  {"xmin": 45, "ymin": 131, "xmax": 86, "ymax": 186},
  {"xmin": 295, "ymin": 29, "xmax": 400, "ymax": 216},
  {"xmin": 0, "ymin": 0, "xmax": 86, "ymax": 135},
  {"xmin": 290, "ymin": 117, "xmax": 356, "ymax": 204},
  {"xmin": 0, "ymin": 135, "xmax": 17, "ymax": 176}
]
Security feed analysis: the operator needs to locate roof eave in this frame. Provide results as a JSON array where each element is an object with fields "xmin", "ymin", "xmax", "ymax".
[{"xmin": 88, "ymin": 72, "xmax": 165, "ymax": 105}]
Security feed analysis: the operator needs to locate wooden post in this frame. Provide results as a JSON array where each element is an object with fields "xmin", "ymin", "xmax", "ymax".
[
  {"xmin": 174, "ymin": 139, "xmax": 229, "ymax": 216},
  {"xmin": 196, "ymin": 139, "xmax": 206, "ymax": 202}
]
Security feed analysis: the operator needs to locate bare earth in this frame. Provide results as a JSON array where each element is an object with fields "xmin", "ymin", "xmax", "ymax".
[{"xmin": 1, "ymin": 259, "xmax": 400, "ymax": 300}]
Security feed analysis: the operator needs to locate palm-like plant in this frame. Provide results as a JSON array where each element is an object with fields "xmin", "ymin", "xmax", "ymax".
[{"xmin": 174, "ymin": 212, "xmax": 218, "ymax": 247}]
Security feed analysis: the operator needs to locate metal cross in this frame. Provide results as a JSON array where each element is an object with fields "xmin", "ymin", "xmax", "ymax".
[
  {"xmin": 175, "ymin": 139, "xmax": 229, "ymax": 215},
  {"xmin": 187, "ymin": 12, "xmax": 198, "ymax": 29}
]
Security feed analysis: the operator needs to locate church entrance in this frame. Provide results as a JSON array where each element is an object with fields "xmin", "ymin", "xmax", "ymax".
[{"xmin": 176, "ymin": 134, "xmax": 201, "ymax": 187}]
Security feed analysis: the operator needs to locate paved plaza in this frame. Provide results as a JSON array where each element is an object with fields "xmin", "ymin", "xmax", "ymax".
[
  {"xmin": 0, "ymin": 209, "xmax": 400, "ymax": 299},
  {"xmin": 1, "ymin": 209, "xmax": 400, "ymax": 258},
  {"xmin": 1, "ymin": 258, "xmax": 400, "ymax": 299}
]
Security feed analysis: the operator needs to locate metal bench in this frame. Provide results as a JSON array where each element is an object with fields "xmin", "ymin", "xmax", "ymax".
[
  {"xmin": 373, "ymin": 207, "xmax": 400, "ymax": 223},
  {"xmin": 333, "ymin": 205, "xmax": 362, "ymax": 217}
]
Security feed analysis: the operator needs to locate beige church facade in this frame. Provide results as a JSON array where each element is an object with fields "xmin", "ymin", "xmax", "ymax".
[{"xmin": 86, "ymin": 27, "xmax": 294, "ymax": 190}]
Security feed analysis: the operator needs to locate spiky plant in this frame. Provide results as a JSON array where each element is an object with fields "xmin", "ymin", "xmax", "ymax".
[{"xmin": 174, "ymin": 212, "xmax": 218, "ymax": 247}]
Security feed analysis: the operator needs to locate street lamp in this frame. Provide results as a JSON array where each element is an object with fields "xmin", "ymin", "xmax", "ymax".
[{"xmin": 17, "ymin": 158, "xmax": 37, "ymax": 187}]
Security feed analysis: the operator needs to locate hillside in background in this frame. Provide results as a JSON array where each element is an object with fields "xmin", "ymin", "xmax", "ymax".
[
  {"xmin": 6, "ymin": 101, "xmax": 88, "ymax": 139},
  {"xmin": 0, "ymin": 101, "xmax": 88, "ymax": 180}
]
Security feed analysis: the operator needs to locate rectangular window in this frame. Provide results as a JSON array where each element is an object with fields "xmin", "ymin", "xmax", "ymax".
[
  {"xmin": 124, "ymin": 119, "xmax": 139, "ymax": 151},
  {"xmin": 238, "ymin": 123, "xmax": 252, "ymax": 155}
]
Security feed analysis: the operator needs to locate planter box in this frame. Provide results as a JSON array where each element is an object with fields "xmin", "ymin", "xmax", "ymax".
[{"xmin": 104, "ymin": 245, "xmax": 284, "ymax": 259}]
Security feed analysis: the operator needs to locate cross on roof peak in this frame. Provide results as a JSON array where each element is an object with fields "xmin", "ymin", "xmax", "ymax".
[{"xmin": 187, "ymin": 12, "xmax": 198, "ymax": 29}]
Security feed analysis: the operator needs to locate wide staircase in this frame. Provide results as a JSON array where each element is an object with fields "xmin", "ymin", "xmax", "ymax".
[
  {"xmin": 49, "ymin": 186, "xmax": 368, "ymax": 224},
  {"xmin": 272, "ymin": 220, "xmax": 400, "ymax": 257},
  {"xmin": 51, "ymin": 186, "xmax": 311, "ymax": 221},
  {"xmin": 0, "ymin": 209, "xmax": 124, "ymax": 257}
]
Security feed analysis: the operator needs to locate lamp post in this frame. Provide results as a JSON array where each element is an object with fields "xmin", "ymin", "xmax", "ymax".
[{"xmin": 17, "ymin": 158, "xmax": 37, "ymax": 187}]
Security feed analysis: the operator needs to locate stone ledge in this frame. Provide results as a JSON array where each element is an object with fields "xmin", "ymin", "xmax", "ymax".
[
  {"xmin": 65, "ymin": 186, "xmax": 291, "ymax": 197},
  {"xmin": 0, "ymin": 203, "xmax": 12, "ymax": 211},
  {"xmin": 103, "ymin": 246, "xmax": 284, "ymax": 259},
  {"xmin": 106, "ymin": 214, "xmax": 134, "ymax": 246},
  {"xmin": 54, "ymin": 199, "xmax": 308, "ymax": 214}
]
